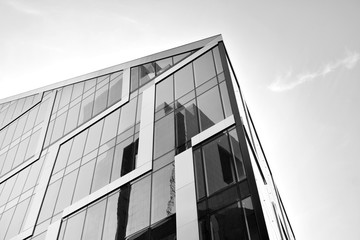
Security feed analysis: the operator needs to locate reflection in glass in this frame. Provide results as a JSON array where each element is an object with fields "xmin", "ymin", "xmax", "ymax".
[
  {"xmin": 139, "ymin": 63, "xmax": 155, "ymax": 86},
  {"xmin": 202, "ymin": 134, "xmax": 235, "ymax": 195},
  {"xmin": 154, "ymin": 114, "xmax": 174, "ymax": 159},
  {"xmin": 193, "ymin": 51, "xmax": 216, "ymax": 87},
  {"xmin": 81, "ymin": 199, "xmax": 106, "ymax": 240},
  {"xmin": 151, "ymin": 164, "xmax": 176, "ymax": 224},
  {"xmin": 197, "ymin": 87, "xmax": 224, "ymax": 131},
  {"xmin": 155, "ymin": 76, "xmax": 174, "ymax": 114},
  {"xmin": 155, "ymin": 58, "xmax": 173, "ymax": 75},
  {"xmin": 174, "ymin": 64, "xmax": 195, "ymax": 99}
]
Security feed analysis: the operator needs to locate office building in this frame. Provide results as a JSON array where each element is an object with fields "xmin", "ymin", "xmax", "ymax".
[{"xmin": 0, "ymin": 35, "xmax": 295, "ymax": 240}]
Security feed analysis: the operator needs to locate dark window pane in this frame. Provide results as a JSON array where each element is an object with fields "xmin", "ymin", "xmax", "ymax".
[
  {"xmin": 193, "ymin": 149, "xmax": 205, "ymax": 200},
  {"xmin": 207, "ymin": 185, "xmax": 239, "ymax": 213},
  {"xmin": 197, "ymin": 87, "xmax": 224, "ymax": 131},
  {"xmin": 120, "ymin": 138, "xmax": 138, "ymax": 177},
  {"xmin": 151, "ymin": 215, "xmax": 176, "ymax": 240},
  {"xmin": 116, "ymin": 175, "xmax": 151, "ymax": 238},
  {"xmin": 209, "ymin": 203, "xmax": 248, "ymax": 240},
  {"xmin": 63, "ymin": 210, "xmax": 86, "ymax": 240},
  {"xmin": 203, "ymin": 134, "xmax": 235, "ymax": 195},
  {"xmin": 242, "ymin": 197, "xmax": 260, "ymax": 240},
  {"xmin": 139, "ymin": 63, "xmax": 155, "ymax": 86},
  {"xmin": 193, "ymin": 51, "xmax": 216, "ymax": 87},
  {"xmin": 175, "ymin": 99, "xmax": 199, "ymax": 150},
  {"xmin": 81, "ymin": 199, "xmax": 107, "ymax": 240},
  {"xmin": 174, "ymin": 64, "xmax": 195, "ymax": 99},
  {"xmin": 155, "ymin": 58, "xmax": 173, "ymax": 75},
  {"xmin": 111, "ymin": 137, "xmax": 132, "ymax": 181},
  {"xmin": 108, "ymin": 72, "xmax": 123, "ymax": 106},
  {"xmin": 130, "ymin": 67, "xmax": 139, "ymax": 92},
  {"xmin": 151, "ymin": 163, "xmax": 176, "ymax": 224},
  {"xmin": 153, "ymin": 114, "xmax": 174, "ymax": 159}
]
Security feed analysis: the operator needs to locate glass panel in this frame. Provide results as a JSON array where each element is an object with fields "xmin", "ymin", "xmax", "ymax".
[
  {"xmin": 78, "ymin": 93, "xmax": 94, "ymax": 125},
  {"xmin": 23, "ymin": 158, "xmax": 44, "ymax": 191},
  {"xmin": 2, "ymin": 146, "xmax": 17, "ymax": 174},
  {"xmin": 173, "ymin": 51, "xmax": 193, "ymax": 64},
  {"xmin": 53, "ymin": 170, "xmax": 78, "ymax": 215},
  {"xmin": 155, "ymin": 58, "xmax": 173, "ymax": 75},
  {"xmin": 59, "ymin": 85, "xmax": 73, "ymax": 110},
  {"xmin": 130, "ymin": 67, "xmax": 139, "ymax": 92},
  {"xmin": 124, "ymin": 175, "xmax": 151, "ymax": 237},
  {"xmin": 203, "ymin": 134, "xmax": 236, "ymax": 196},
  {"xmin": 0, "ymin": 207, "xmax": 15, "ymax": 240},
  {"xmin": 174, "ymin": 64, "xmax": 195, "ymax": 99},
  {"xmin": 53, "ymin": 140, "xmax": 73, "ymax": 173},
  {"xmin": 242, "ymin": 197, "xmax": 260, "ymax": 240},
  {"xmin": 38, "ymin": 180, "xmax": 61, "ymax": 223},
  {"xmin": 120, "ymin": 138, "xmax": 138, "ymax": 177},
  {"xmin": 101, "ymin": 109, "xmax": 120, "ymax": 145},
  {"xmin": 0, "ymin": 176, "xmax": 16, "ymax": 206},
  {"xmin": 71, "ymin": 82, "xmax": 84, "ymax": 101},
  {"xmin": 229, "ymin": 129, "xmax": 246, "ymax": 181},
  {"xmin": 111, "ymin": 137, "xmax": 132, "ymax": 181},
  {"xmin": 108, "ymin": 72, "xmax": 123, "ymax": 106},
  {"xmin": 209, "ymin": 203, "xmax": 248, "ymax": 240},
  {"xmin": 153, "ymin": 114, "xmax": 174, "ymax": 159},
  {"xmin": 213, "ymin": 46, "xmax": 224, "ymax": 74},
  {"xmin": 81, "ymin": 199, "xmax": 106, "ymax": 240},
  {"xmin": 2, "ymin": 123, "xmax": 16, "ymax": 147},
  {"xmin": 219, "ymin": 82, "xmax": 233, "ymax": 118},
  {"xmin": 155, "ymin": 76, "xmax": 174, "ymax": 113},
  {"xmin": 12, "ymin": 137, "xmax": 30, "ymax": 167},
  {"xmin": 12, "ymin": 114, "xmax": 27, "ymax": 140},
  {"xmin": 151, "ymin": 164, "xmax": 176, "ymax": 224},
  {"xmin": 193, "ymin": 51, "xmax": 216, "ymax": 87},
  {"xmin": 84, "ymin": 120, "xmax": 104, "ymax": 155},
  {"xmin": 63, "ymin": 210, "xmax": 86, "ymax": 240},
  {"xmin": 68, "ymin": 130, "xmax": 87, "ymax": 164},
  {"xmin": 153, "ymin": 150, "xmax": 174, "ymax": 171},
  {"xmin": 51, "ymin": 112, "xmax": 67, "ymax": 142},
  {"xmin": 91, "ymin": 147, "xmax": 114, "ymax": 192},
  {"xmin": 207, "ymin": 185, "xmax": 239, "ymax": 212},
  {"xmin": 193, "ymin": 149, "xmax": 205, "ymax": 199},
  {"xmin": 93, "ymin": 83, "xmax": 109, "ymax": 116},
  {"xmin": 9, "ymin": 166, "xmax": 30, "ymax": 200},
  {"xmin": 72, "ymin": 160, "xmax": 96, "ymax": 203},
  {"xmin": 5, "ymin": 197, "xmax": 30, "ymax": 239},
  {"xmin": 64, "ymin": 103, "xmax": 81, "ymax": 134},
  {"xmin": 84, "ymin": 78, "xmax": 96, "ymax": 93},
  {"xmin": 197, "ymin": 87, "xmax": 224, "ymax": 131},
  {"xmin": 151, "ymin": 215, "xmax": 176, "ymax": 240},
  {"xmin": 102, "ymin": 192, "xmax": 118, "ymax": 239},
  {"xmin": 175, "ymin": 99, "xmax": 199, "ymax": 150},
  {"xmin": 139, "ymin": 63, "xmax": 155, "ymax": 86},
  {"xmin": 118, "ymin": 97, "xmax": 137, "ymax": 134}
]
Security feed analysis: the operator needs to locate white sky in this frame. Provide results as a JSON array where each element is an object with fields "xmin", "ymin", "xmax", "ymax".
[{"xmin": 1, "ymin": 1, "xmax": 360, "ymax": 239}]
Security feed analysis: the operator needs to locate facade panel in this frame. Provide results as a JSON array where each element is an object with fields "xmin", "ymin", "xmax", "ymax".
[{"xmin": 0, "ymin": 35, "xmax": 295, "ymax": 240}]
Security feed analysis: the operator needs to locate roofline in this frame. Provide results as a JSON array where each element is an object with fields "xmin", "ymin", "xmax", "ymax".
[{"xmin": 0, "ymin": 34, "xmax": 222, "ymax": 103}]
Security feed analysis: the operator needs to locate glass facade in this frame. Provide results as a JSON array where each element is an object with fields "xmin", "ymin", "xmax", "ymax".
[{"xmin": 0, "ymin": 36, "xmax": 295, "ymax": 240}]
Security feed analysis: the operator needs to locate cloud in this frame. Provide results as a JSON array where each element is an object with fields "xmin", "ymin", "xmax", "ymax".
[
  {"xmin": 269, "ymin": 51, "xmax": 360, "ymax": 92},
  {"xmin": 5, "ymin": 0, "xmax": 42, "ymax": 16}
]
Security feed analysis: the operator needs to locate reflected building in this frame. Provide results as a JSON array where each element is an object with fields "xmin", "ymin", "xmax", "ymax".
[{"xmin": 0, "ymin": 35, "xmax": 295, "ymax": 240}]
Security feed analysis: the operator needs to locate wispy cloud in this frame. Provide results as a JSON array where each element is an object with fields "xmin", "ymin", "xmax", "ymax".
[
  {"xmin": 269, "ymin": 51, "xmax": 360, "ymax": 92},
  {"xmin": 5, "ymin": 0, "xmax": 42, "ymax": 16}
]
